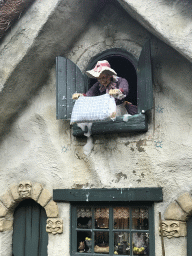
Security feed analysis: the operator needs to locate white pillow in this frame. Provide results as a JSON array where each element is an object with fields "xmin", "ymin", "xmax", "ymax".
[{"xmin": 70, "ymin": 94, "xmax": 116, "ymax": 124}]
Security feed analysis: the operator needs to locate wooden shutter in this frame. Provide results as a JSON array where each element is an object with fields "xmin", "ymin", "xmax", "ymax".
[
  {"xmin": 137, "ymin": 40, "xmax": 153, "ymax": 113},
  {"xmin": 12, "ymin": 199, "xmax": 48, "ymax": 256},
  {"xmin": 56, "ymin": 56, "xmax": 85, "ymax": 119}
]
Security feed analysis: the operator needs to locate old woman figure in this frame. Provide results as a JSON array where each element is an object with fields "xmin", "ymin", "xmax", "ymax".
[{"xmin": 72, "ymin": 60, "xmax": 137, "ymax": 116}]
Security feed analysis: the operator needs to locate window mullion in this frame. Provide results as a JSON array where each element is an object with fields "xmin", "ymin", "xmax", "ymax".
[
  {"xmin": 71, "ymin": 205, "xmax": 77, "ymax": 255},
  {"xmin": 109, "ymin": 206, "xmax": 113, "ymax": 255},
  {"xmin": 129, "ymin": 207, "xmax": 133, "ymax": 256},
  {"xmin": 92, "ymin": 207, "xmax": 95, "ymax": 254},
  {"xmin": 149, "ymin": 204, "xmax": 155, "ymax": 255}
]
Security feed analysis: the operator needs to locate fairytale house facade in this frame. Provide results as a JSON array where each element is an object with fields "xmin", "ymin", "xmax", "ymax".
[{"xmin": 0, "ymin": 0, "xmax": 192, "ymax": 255}]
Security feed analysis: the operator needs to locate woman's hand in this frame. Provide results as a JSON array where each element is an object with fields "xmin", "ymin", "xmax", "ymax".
[
  {"xmin": 109, "ymin": 89, "xmax": 121, "ymax": 97},
  {"xmin": 72, "ymin": 93, "xmax": 84, "ymax": 100},
  {"xmin": 109, "ymin": 89, "xmax": 126, "ymax": 99}
]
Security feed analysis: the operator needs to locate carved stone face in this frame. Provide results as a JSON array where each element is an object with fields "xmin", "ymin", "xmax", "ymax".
[
  {"xmin": 160, "ymin": 220, "xmax": 180, "ymax": 238},
  {"xmin": 46, "ymin": 218, "xmax": 63, "ymax": 235},
  {"xmin": 18, "ymin": 181, "xmax": 32, "ymax": 198}
]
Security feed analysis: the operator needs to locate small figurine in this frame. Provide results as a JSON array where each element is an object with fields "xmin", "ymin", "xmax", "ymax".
[
  {"xmin": 85, "ymin": 237, "xmax": 92, "ymax": 253},
  {"xmin": 78, "ymin": 241, "xmax": 85, "ymax": 253}
]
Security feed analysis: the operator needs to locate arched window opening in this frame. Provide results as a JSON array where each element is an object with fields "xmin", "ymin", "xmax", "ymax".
[
  {"xmin": 87, "ymin": 51, "xmax": 137, "ymax": 106},
  {"xmin": 12, "ymin": 199, "xmax": 48, "ymax": 256},
  {"xmin": 56, "ymin": 40, "xmax": 153, "ymax": 135}
]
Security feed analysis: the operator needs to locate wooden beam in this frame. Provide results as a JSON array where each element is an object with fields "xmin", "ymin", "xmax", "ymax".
[
  {"xmin": 53, "ymin": 188, "xmax": 163, "ymax": 202},
  {"xmin": 72, "ymin": 113, "xmax": 148, "ymax": 136}
]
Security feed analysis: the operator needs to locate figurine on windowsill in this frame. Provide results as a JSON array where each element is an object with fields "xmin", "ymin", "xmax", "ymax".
[
  {"xmin": 72, "ymin": 60, "xmax": 137, "ymax": 116},
  {"xmin": 78, "ymin": 241, "xmax": 85, "ymax": 253}
]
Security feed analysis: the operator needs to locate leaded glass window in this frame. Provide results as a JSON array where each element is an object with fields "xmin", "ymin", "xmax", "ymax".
[{"xmin": 71, "ymin": 203, "xmax": 154, "ymax": 256}]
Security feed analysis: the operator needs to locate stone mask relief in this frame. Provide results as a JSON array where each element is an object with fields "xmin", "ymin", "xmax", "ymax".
[
  {"xmin": 46, "ymin": 218, "xmax": 63, "ymax": 235},
  {"xmin": 159, "ymin": 220, "xmax": 186, "ymax": 238},
  {"xmin": 18, "ymin": 181, "xmax": 32, "ymax": 198}
]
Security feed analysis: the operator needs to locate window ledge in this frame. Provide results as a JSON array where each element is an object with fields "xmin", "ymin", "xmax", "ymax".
[{"xmin": 72, "ymin": 113, "xmax": 148, "ymax": 137}]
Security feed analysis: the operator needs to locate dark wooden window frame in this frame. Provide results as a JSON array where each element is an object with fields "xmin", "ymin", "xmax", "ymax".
[
  {"xmin": 71, "ymin": 202, "xmax": 154, "ymax": 256},
  {"xmin": 53, "ymin": 188, "xmax": 163, "ymax": 256}
]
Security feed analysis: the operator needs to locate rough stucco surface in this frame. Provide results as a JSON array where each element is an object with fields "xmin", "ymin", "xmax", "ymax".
[
  {"xmin": 0, "ymin": 1, "xmax": 192, "ymax": 256},
  {"xmin": 0, "ymin": 230, "xmax": 13, "ymax": 256},
  {"xmin": 117, "ymin": 0, "xmax": 192, "ymax": 63},
  {"xmin": 0, "ymin": 0, "xmax": 98, "ymax": 137}
]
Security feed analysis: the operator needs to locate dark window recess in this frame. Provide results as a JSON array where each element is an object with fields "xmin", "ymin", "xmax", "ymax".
[
  {"xmin": 71, "ymin": 203, "xmax": 154, "ymax": 256},
  {"xmin": 56, "ymin": 40, "xmax": 153, "ymax": 136}
]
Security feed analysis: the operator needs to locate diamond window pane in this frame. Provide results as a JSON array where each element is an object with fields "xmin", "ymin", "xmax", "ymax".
[
  {"xmin": 113, "ymin": 207, "xmax": 129, "ymax": 229},
  {"xmin": 77, "ymin": 207, "xmax": 92, "ymax": 229},
  {"xmin": 95, "ymin": 207, "xmax": 109, "ymax": 229},
  {"xmin": 77, "ymin": 231, "xmax": 92, "ymax": 253},
  {"xmin": 132, "ymin": 207, "xmax": 149, "ymax": 230},
  {"xmin": 132, "ymin": 232, "xmax": 149, "ymax": 255},
  {"xmin": 114, "ymin": 232, "xmax": 130, "ymax": 255},
  {"xmin": 94, "ymin": 231, "xmax": 109, "ymax": 254}
]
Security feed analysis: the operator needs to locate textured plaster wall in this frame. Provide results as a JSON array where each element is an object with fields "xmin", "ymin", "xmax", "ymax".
[
  {"xmin": 117, "ymin": 0, "xmax": 192, "ymax": 63},
  {"xmin": 0, "ymin": 1, "xmax": 192, "ymax": 256},
  {"xmin": 0, "ymin": 0, "xmax": 99, "ymax": 137}
]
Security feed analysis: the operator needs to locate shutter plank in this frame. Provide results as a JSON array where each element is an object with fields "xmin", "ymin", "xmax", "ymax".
[
  {"xmin": 25, "ymin": 204, "xmax": 35, "ymax": 256},
  {"xmin": 137, "ymin": 40, "xmax": 153, "ymax": 113},
  {"xmin": 30, "ymin": 202, "xmax": 41, "ymax": 256},
  {"xmin": 67, "ymin": 59, "xmax": 76, "ymax": 118},
  {"xmin": 56, "ymin": 56, "xmax": 85, "ymax": 119},
  {"xmin": 12, "ymin": 203, "xmax": 26, "ymax": 256},
  {"xmin": 39, "ymin": 207, "xmax": 48, "ymax": 256},
  {"xmin": 56, "ymin": 56, "xmax": 67, "ymax": 119},
  {"xmin": 76, "ymin": 63, "xmax": 85, "ymax": 94},
  {"xmin": 12, "ymin": 200, "xmax": 48, "ymax": 256}
]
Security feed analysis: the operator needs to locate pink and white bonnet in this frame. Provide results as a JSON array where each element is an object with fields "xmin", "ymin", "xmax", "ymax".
[{"xmin": 86, "ymin": 60, "xmax": 117, "ymax": 78}]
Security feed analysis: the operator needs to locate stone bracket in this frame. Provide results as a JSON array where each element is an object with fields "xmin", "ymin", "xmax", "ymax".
[{"xmin": 160, "ymin": 192, "xmax": 192, "ymax": 238}]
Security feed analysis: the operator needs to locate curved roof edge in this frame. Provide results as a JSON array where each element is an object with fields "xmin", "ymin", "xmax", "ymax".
[{"xmin": 118, "ymin": 0, "xmax": 192, "ymax": 63}]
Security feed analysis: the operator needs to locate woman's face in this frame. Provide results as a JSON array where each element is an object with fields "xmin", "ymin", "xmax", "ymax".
[{"xmin": 97, "ymin": 73, "xmax": 112, "ymax": 87}]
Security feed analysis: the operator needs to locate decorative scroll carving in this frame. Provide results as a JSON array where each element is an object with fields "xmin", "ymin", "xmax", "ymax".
[
  {"xmin": 46, "ymin": 218, "xmax": 63, "ymax": 235},
  {"xmin": 18, "ymin": 181, "xmax": 32, "ymax": 198},
  {"xmin": 159, "ymin": 220, "xmax": 187, "ymax": 238}
]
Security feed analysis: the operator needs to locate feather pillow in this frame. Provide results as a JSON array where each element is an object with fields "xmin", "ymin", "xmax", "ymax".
[{"xmin": 70, "ymin": 94, "xmax": 116, "ymax": 124}]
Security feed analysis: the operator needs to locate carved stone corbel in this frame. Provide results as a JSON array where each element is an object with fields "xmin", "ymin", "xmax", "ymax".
[
  {"xmin": 46, "ymin": 218, "xmax": 63, "ymax": 235},
  {"xmin": 159, "ymin": 220, "xmax": 187, "ymax": 238},
  {"xmin": 18, "ymin": 181, "xmax": 32, "ymax": 198}
]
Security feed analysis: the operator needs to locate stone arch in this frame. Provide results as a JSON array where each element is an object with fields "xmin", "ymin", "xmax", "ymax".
[
  {"xmin": 68, "ymin": 38, "xmax": 142, "ymax": 73},
  {"xmin": 160, "ymin": 192, "xmax": 192, "ymax": 238},
  {"xmin": 0, "ymin": 181, "xmax": 60, "ymax": 233},
  {"xmin": 164, "ymin": 192, "xmax": 192, "ymax": 221}
]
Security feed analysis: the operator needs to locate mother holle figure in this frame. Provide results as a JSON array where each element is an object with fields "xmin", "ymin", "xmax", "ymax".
[{"xmin": 72, "ymin": 60, "xmax": 137, "ymax": 116}]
